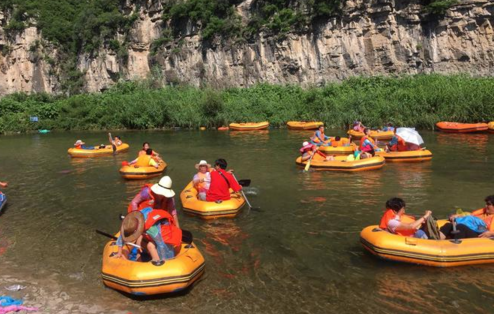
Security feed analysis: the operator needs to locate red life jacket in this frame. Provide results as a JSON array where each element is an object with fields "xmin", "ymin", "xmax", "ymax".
[
  {"xmin": 359, "ymin": 136, "xmax": 375, "ymax": 151},
  {"xmin": 379, "ymin": 209, "xmax": 416, "ymax": 237},
  {"xmin": 128, "ymin": 184, "xmax": 172, "ymax": 212},
  {"xmin": 143, "ymin": 209, "xmax": 182, "ymax": 247}
]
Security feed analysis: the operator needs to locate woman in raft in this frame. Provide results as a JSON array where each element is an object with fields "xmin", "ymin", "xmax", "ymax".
[
  {"xmin": 300, "ymin": 142, "xmax": 335, "ymax": 162},
  {"xmin": 353, "ymin": 121, "xmax": 366, "ymax": 132},
  {"xmin": 379, "ymin": 197, "xmax": 432, "ymax": 239},
  {"xmin": 127, "ymin": 149, "xmax": 160, "ymax": 169},
  {"xmin": 310, "ymin": 126, "xmax": 331, "ymax": 146},
  {"xmin": 359, "ymin": 128, "xmax": 379, "ymax": 158},
  {"xmin": 192, "ymin": 160, "xmax": 211, "ymax": 201}
]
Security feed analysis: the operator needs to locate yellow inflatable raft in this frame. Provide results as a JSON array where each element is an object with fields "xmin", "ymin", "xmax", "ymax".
[
  {"xmin": 361, "ymin": 222, "xmax": 494, "ymax": 267},
  {"xmin": 119, "ymin": 161, "xmax": 167, "ymax": 180},
  {"xmin": 229, "ymin": 122, "xmax": 269, "ymax": 131},
  {"xmin": 347, "ymin": 130, "xmax": 394, "ymax": 140},
  {"xmin": 180, "ymin": 181, "xmax": 245, "ymax": 219},
  {"xmin": 68, "ymin": 143, "xmax": 129, "ymax": 158},
  {"xmin": 318, "ymin": 141, "xmax": 357, "ymax": 155},
  {"xmin": 295, "ymin": 155, "xmax": 385, "ymax": 171},
  {"xmin": 287, "ymin": 121, "xmax": 324, "ymax": 130},
  {"xmin": 101, "ymin": 234, "xmax": 205, "ymax": 295},
  {"xmin": 377, "ymin": 150, "xmax": 433, "ymax": 162}
]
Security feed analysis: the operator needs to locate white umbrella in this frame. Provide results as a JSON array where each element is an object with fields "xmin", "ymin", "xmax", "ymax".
[{"xmin": 396, "ymin": 128, "xmax": 424, "ymax": 146}]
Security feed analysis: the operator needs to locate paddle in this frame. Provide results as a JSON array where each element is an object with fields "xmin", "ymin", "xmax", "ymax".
[
  {"xmin": 96, "ymin": 228, "xmax": 194, "ymax": 245},
  {"xmin": 238, "ymin": 179, "xmax": 251, "ymax": 187},
  {"xmin": 304, "ymin": 146, "xmax": 317, "ymax": 172},
  {"xmin": 232, "ymin": 173, "xmax": 259, "ymax": 211}
]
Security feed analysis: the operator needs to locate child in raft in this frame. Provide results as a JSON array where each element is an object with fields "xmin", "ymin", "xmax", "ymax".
[
  {"xmin": 127, "ymin": 149, "xmax": 160, "ymax": 169},
  {"xmin": 300, "ymin": 142, "xmax": 335, "ymax": 162}
]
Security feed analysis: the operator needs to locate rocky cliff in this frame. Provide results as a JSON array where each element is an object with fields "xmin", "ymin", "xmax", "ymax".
[{"xmin": 0, "ymin": 0, "xmax": 493, "ymax": 95}]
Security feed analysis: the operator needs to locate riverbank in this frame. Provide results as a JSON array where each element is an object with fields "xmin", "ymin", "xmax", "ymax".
[
  {"xmin": 0, "ymin": 261, "xmax": 135, "ymax": 314},
  {"xmin": 1, "ymin": 74, "xmax": 493, "ymax": 134}
]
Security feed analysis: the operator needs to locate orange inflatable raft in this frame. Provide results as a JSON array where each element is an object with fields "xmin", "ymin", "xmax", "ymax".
[
  {"xmin": 119, "ymin": 161, "xmax": 167, "ymax": 180},
  {"xmin": 101, "ymin": 233, "xmax": 205, "ymax": 295},
  {"xmin": 377, "ymin": 149, "xmax": 433, "ymax": 162},
  {"xmin": 180, "ymin": 181, "xmax": 245, "ymax": 219},
  {"xmin": 361, "ymin": 221, "xmax": 494, "ymax": 267},
  {"xmin": 229, "ymin": 122, "xmax": 269, "ymax": 131},
  {"xmin": 436, "ymin": 122, "xmax": 488, "ymax": 133},
  {"xmin": 488, "ymin": 121, "xmax": 494, "ymax": 133},
  {"xmin": 295, "ymin": 155, "xmax": 385, "ymax": 172},
  {"xmin": 287, "ymin": 121, "xmax": 324, "ymax": 130},
  {"xmin": 347, "ymin": 130, "xmax": 394, "ymax": 140},
  {"xmin": 68, "ymin": 143, "xmax": 129, "ymax": 158}
]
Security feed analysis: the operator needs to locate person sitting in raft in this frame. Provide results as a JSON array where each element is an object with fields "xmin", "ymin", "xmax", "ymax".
[
  {"xmin": 300, "ymin": 142, "xmax": 335, "ymax": 162},
  {"xmin": 206, "ymin": 159, "xmax": 242, "ymax": 203},
  {"xmin": 382, "ymin": 123, "xmax": 395, "ymax": 132},
  {"xmin": 360, "ymin": 128, "xmax": 379, "ymax": 156},
  {"xmin": 128, "ymin": 149, "xmax": 160, "ymax": 169},
  {"xmin": 139, "ymin": 142, "xmax": 160, "ymax": 158},
  {"xmin": 193, "ymin": 160, "xmax": 211, "ymax": 201},
  {"xmin": 129, "ymin": 176, "xmax": 179, "ymax": 227},
  {"xmin": 108, "ymin": 133, "xmax": 123, "ymax": 153},
  {"xmin": 438, "ymin": 195, "xmax": 494, "ymax": 239},
  {"xmin": 330, "ymin": 136, "xmax": 351, "ymax": 147},
  {"xmin": 310, "ymin": 126, "xmax": 331, "ymax": 146},
  {"xmin": 386, "ymin": 134, "xmax": 407, "ymax": 152},
  {"xmin": 0, "ymin": 181, "xmax": 7, "ymax": 188},
  {"xmin": 379, "ymin": 197, "xmax": 432, "ymax": 239},
  {"xmin": 114, "ymin": 209, "xmax": 182, "ymax": 266},
  {"xmin": 353, "ymin": 121, "xmax": 366, "ymax": 132},
  {"xmin": 73, "ymin": 140, "xmax": 96, "ymax": 150}
]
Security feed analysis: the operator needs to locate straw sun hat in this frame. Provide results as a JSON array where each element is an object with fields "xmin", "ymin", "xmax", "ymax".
[
  {"xmin": 195, "ymin": 160, "xmax": 211, "ymax": 170},
  {"xmin": 150, "ymin": 176, "xmax": 175, "ymax": 198},
  {"xmin": 120, "ymin": 211, "xmax": 145, "ymax": 242}
]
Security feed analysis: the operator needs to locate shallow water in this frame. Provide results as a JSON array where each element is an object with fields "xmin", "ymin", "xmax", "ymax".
[{"xmin": 0, "ymin": 129, "xmax": 493, "ymax": 314}]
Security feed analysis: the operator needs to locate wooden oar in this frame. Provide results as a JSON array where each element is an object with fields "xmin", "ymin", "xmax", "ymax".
[{"xmin": 96, "ymin": 229, "xmax": 193, "ymax": 245}]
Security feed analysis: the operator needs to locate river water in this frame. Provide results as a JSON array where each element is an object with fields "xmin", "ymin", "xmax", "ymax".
[{"xmin": 0, "ymin": 129, "xmax": 493, "ymax": 314}]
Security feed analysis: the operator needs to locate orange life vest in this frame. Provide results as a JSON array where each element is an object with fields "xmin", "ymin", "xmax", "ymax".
[
  {"xmin": 331, "ymin": 138, "xmax": 349, "ymax": 147},
  {"xmin": 142, "ymin": 209, "xmax": 182, "ymax": 247},
  {"xmin": 195, "ymin": 172, "xmax": 209, "ymax": 191},
  {"xmin": 472, "ymin": 208, "xmax": 494, "ymax": 231},
  {"xmin": 379, "ymin": 209, "xmax": 416, "ymax": 237},
  {"xmin": 135, "ymin": 155, "xmax": 152, "ymax": 167}
]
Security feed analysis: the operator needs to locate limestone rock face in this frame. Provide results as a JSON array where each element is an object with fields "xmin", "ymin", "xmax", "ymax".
[{"xmin": 1, "ymin": 0, "xmax": 494, "ymax": 95}]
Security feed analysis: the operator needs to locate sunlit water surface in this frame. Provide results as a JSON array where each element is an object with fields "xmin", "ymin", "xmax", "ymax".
[{"xmin": 0, "ymin": 130, "xmax": 493, "ymax": 313}]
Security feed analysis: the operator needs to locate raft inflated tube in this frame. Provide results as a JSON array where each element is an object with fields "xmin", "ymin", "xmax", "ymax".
[
  {"xmin": 360, "ymin": 222, "xmax": 494, "ymax": 267},
  {"xmin": 67, "ymin": 143, "xmax": 129, "ymax": 158},
  {"xmin": 180, "ymin": 181, "xmax": 245, "ymax": 219},
  {"xmin": 101, "ymin": 233, "xmax": 205, "ymax": 295},
  {"xmin": 436, "ymin": 122, "xmax": 488, "ymax": 133},
  {"xmin": 287, "ymin": 121, "xmax": 324, "ymax": 130},
  {"xmin": 377, "ymin": 149, "xmax": 433, "ymax": 162},
  {"xmin": 0, "ymin": 193, "xmax": 6, "ymax": 213},
  {"xmin": 488, "ymin": 122, "xmax": 494, "ymax": 133},
  {"xmin": 229, "ymin": 122, "xmax": 269, "ymax": 131},
  {"xmin": 119, "ymin": 162, "xmax": 167, "ymax": 180},
  {"xmin": 295, "ymin": 155, "xmax": 385, "ymax": 171},
  {"xmin": 347, "ymin": 130, "xmax": 394, "ymax": 140},
  {"xmin": 318, "ymin": 142, "xmax": 357, "ymax": 155},
  {"xmin": 217, "ymin": 126, "xmax": 229, "ymax": 131}
]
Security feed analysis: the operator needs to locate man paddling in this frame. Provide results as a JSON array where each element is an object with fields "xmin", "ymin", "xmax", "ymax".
[{"xmin": 206, "ymin": 159, "xmax": 242, "ymax": 203}]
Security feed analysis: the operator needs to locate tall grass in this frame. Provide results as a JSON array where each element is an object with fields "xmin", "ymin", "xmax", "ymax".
[{"xmin": 1, "ymin": 74, "xmax": 493, "ymax": 134}]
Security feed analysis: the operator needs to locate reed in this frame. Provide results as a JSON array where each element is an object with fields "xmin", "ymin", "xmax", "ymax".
[{"xmin": 1, "ymin": 74, "xmax": 493, "ymax": 134}]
